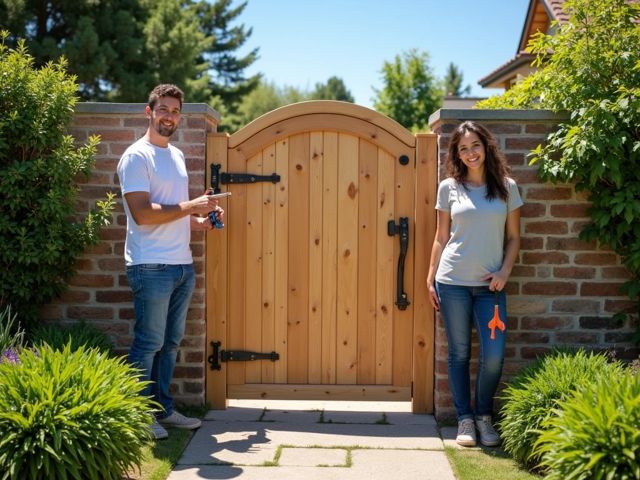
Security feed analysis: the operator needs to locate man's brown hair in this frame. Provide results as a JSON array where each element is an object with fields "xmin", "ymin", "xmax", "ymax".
[{"xmin": 148, "ymin": 84, "xmax": 184, "ymax": 110}]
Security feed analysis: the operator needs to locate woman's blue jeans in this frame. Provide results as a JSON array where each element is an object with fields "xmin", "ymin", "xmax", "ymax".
[
  {"xmin": 436, "ymin": 282, "xmax": 506, "ymax": 420},
  {"xmin": 127, "ymin": 263, "xmax": 195, "ymax": 417}
]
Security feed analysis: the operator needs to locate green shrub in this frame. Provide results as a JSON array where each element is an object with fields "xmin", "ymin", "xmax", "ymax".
[
  {"xmin": 0, "ymin": 32, "xmax": 115, "ymax": 327},
  {"xmin": 0, "ymin": 344, "xmax": 155, "ymax": 479},
  {"xmin": 477, "ymin": 0, "xmax": 640, "ymax": 326},
  {"xmin": 534, "ymin": 370, "xmax": 640, "ymax": 480},
  {"xmin": 30, "ymin": 320, "xmax": 112, "ymax": 354},
  {"xmin": 499, "ymin": 349, "xmax": 624, "ymax": 469}
]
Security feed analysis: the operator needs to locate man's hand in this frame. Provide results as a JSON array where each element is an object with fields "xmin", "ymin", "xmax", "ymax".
[{"xmin": 190, "ymin": 216, "xmax": 212, "ymax": 231}]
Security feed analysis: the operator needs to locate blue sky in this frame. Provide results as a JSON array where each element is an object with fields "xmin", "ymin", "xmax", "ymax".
[{"xmin": 237, "ymin": 0, "xmax": 531, "ymax": 107}]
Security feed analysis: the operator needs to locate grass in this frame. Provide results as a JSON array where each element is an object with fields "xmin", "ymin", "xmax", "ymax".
[
  {"xmin": 445, "ymin": 446, "xmax": 542, "ymax": 480},
  {"xmin": 124, "ymin": 405, "xmax": 208, "ymax": 480}
]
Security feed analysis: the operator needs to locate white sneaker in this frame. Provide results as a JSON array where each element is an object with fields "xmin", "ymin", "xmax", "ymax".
[
  {"xmin": 475, "ymin": 415, "xmax": 500, "ymax": 446},
  {"xmin": 456, "ymin": 418, "xmax": 477, "ymax": 447},
  {"xmin": 158, "ymin": 410, "xmax": 202, "ymax": 430},
  {"xmin": 150, "ymin": 420, "xmax": 168, "ymax": 440}
]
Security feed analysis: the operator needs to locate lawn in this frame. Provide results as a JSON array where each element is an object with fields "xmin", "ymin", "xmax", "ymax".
[{"xmin": 445, "ymin": 445, "xmax": 541, "ymax": 480}]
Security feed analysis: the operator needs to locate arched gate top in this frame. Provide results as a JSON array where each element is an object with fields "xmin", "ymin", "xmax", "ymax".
[{"xmin": 228, "ymin": 100, "xmax": 416, "ymax": 154}]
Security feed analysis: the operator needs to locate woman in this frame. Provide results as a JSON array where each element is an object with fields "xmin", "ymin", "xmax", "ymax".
[{"xmin": 427, "ymin": 121, "xmax": 522, "ymax": 447}]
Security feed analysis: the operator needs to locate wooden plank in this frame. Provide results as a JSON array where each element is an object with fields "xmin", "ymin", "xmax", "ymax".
[
  {"xmin": 321, "ymin": 132, "xmax": 339, "ymax": 384},
  {"xmin": 274, "ymin": 138, "xmax": 289, "ymax": 383},
  {"xmin": 287, "ymin": 133, "xmax": 310, "ymax": 383},
  {"xmin": 244, "ymin": 151, "xmax": 263, "ymax": 383},
  {"xmin": 308, "ymin": 132, "xmax": 323, "ymax": 383},
  {"xmin": 336, "ymin": 133, "xmax": 359, "ymax": 384},
  {"xmin": 412, "ymin": 133, "xmax": 437, "ymax": 413},
  {"xmin": 261, "ymin": 143, "xmax": 277, "ymax": 383},
  {"xmin": 376, "ymin": 149, "xmax": 395, "ymax": 385},
  {"xmin": 227, "ymin": 147, "xmax": 247, "ymax": 386},
  {"xmin": 205, "ymin": 133, "xmax": 229, "ymax": 409},
  {"xmin": 392, "ymin": 147, "xmax": 415, "ymax": 388},
  {"xmin": 357, "ymin": 138, "xmax": 378, "ymax": 384},
  {"xmin": 229, "ymin": 384, "xmax": 411, "ymax": 401}
]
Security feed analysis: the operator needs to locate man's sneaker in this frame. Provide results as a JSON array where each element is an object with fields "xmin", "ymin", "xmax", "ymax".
[
  {"xmin": 150, "ymin": 420, "xmax": 168, "ymax": 440},
  {"xmin": 158, "ymin": 411, "xmax": 202, "ymax": 430},
  {"xmin": 456, "ymin": 418, "xmax": 477, "ymax": 447},
  {"xmin": 475, "ymin": 415, "xmax": 500, "ymax": 446}
]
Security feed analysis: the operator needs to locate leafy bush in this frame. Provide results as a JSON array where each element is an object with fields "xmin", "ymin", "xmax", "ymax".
[
  {"xmin": 0, "ymin": 31, "xmax": 115, "ymax": 327},
  {"xmin": 534, "ymin": 370, "xmax": 640, "ymax": 479},
  {"xmin": 499, "ymin": 349, "xmax": 624, "ymax": 469},
  {"xmin": 30, "ymin": 320, "xmax": 112, "ymax": 354},
  {"xmin": 0, "ymin": 344, "xmax": 155, "ymax": 479},
  {"xmin": 477, "ymin": 0, "xmax": 640, "ymax": 326}
]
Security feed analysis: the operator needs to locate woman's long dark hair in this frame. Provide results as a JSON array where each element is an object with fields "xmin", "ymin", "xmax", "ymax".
[{"xmin": 446, "ymin": 121, "xmax": 511, "ymax": 202}]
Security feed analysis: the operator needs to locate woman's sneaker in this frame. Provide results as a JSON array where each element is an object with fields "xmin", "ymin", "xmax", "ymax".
[
  {"xmin": 475, "ymin": 415, "xmax": 500, "ymax": 446},
  {"xmin": 456, "ymin": 418, "xmax": 477, "ymax": 447},
  {"xmin": 158, "ymin": 410, "xmax": 202, "ymax": 430}
]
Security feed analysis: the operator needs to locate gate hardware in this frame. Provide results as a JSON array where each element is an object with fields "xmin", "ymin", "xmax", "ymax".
[
  {"xmin": 399, "ymin": 154, "xmax": 410, "ymax": 166},
  {"xmin": 387, "ymin": 217, "xmax": 410, "ymax": 310},
  {"xmin": 208, "ymin": 341, "xmax": 279, "ymax": 371},
  {"xmin": 210, "ymin": 163, "xmax": 280, "ymax": 193}
]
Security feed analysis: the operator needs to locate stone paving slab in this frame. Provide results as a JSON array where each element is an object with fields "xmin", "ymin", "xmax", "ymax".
[
  {"xmin": 170, "ymin": 401, "xmax": 456, "ymax": 480},
  {"xmin": 204, "ymin": 407, "xmax": 265, "ymax": 422},
  {"xmin": 261, "ymin": 409, "xmax": 323, "ymax": 424},
  {"xmin": 321, "ymin": 410, "xmax": 387, "ymax": 424},
  {"xmin": 169, "ymin": 450, "xmax": 455, "ymax": 480},
  {"xmin": 178, "ymin": 420, "xmax": 443, "ymax": 465},
  {"xmin": 278, "ymin": 447, "xmax": 348, "ymax": 467}
]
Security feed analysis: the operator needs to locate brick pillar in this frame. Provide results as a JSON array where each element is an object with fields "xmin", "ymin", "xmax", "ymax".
[{"xmin": 42, "ymin": 102, "xmax": 219, "ymax": 406}]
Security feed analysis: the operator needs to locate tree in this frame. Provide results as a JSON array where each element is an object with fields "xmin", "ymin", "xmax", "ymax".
[
  {"xmin": 225, "ymin": 79, "xmax": 307, "ymax": 131},
  {"xmin": 443, "ymin": 62, "xmax": 471, "ymax": 97},
  {"xmin": 0, "ymin": 0, "xmax": 150, "ymax": 100},
  {"xmin": 372, "ymin": 49, "xmax": 443, "ymax": 132},
  {"xmin": 190, "ymin": 0, "xmax": 260, "ymax": 107},
  {"xmin": 478, "ymin": 0, "xmax": 640, "ymax": 329},
  {"xmin": 311, "ymin": 76, "xmax": 355, "ymax": 102},
  {"xmin": 0, "ymin": 33, "xmax": 115, "ymax": 326},
  {"xmin": 0, "ymin": 0, "xmax": 259, "ymax": 106}
]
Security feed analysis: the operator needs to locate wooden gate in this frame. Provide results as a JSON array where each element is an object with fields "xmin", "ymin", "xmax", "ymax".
[{"xmin": 205, "ymin": 101, "xmax": 437, "ymax": 413}]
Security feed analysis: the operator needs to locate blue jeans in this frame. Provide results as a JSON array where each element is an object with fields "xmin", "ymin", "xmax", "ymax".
[
  {"xmin": 436, "ymin": 282, "xmax": 506, "ymax": 421},
  {"xmin": 127, "ymin": 263, "xmax": 195, "ymax": 417}
]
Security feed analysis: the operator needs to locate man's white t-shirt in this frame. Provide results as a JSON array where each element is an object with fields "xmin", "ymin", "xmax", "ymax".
[
  {"xmin": 435, "ymin": 177, "xmax": 523, "ymax": 286},
  {"xmin": 117, "ymin": 138, "xmax": 193, "ymax": 266}
]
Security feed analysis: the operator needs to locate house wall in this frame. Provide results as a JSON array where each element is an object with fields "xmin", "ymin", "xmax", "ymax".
[
  {"xmin": 41, "ymin": 103, "xmax": 219, "ymax": 406},
  {"xmin": 41, "ymin": 105, "xmax": 639, "ymax": 416},
  {"xmin": 429, "ymin": 109, "xmax": 639, "ymax": 419}
]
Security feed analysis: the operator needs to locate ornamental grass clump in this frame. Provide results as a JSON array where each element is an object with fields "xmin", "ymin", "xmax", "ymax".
[
  {"xmin": 498, "ymin": 348, "xmax": 624, "ymax": 470},
  {"xmin": 534, "ymin": 369, "xmax": 640, "ymax": 480},
  {"xmin": 0, "ymin": 344, "xmax": 155, "ymax": 480},
  {"xmin": 0, "ymin": 306, "xmax": 24, "ymax": 364}
]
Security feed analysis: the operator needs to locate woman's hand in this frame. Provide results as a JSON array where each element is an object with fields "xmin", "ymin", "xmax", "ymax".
[
  {"xmin": 427, "ymin": 282, "xmax": 440, "ymax": 311},
  {"xmin": 480, "ymin": 270, "xmax": 509, "ymax": 292}
]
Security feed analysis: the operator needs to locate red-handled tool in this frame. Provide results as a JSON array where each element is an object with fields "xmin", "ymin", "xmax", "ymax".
[{"xmin": 488, "ymin": 291, "xmax": 505, "ymax": 340}]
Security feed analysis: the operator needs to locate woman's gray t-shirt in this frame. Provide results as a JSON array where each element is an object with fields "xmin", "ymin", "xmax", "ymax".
[{"xmin": 435, "ymin": 177, "xmax": 523, "ymax": 286}]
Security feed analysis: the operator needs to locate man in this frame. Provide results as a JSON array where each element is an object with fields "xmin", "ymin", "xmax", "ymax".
[{"xmin": 117, "ymin": 84, "xmax": 223, "ymax": 439}]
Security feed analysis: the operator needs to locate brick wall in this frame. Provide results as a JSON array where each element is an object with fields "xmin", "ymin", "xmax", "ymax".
[
  {"xmin": 42, "ymin": 102, "xmax": 219, "ymax": 406},
  {"xmin": 41, "ymin": 105, "xmax": 639, "ymax": 416},
  {"xmin": 429, "ymin": 109, "xmax": 639, "ymax": 420}
]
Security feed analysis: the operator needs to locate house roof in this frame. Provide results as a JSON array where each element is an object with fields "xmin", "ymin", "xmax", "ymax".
[{"xmin": 479, "ymin": 0, "xmax": 568, "ymax": 88}]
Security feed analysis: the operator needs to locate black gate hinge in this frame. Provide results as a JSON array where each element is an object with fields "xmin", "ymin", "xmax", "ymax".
[{"xmin": 208, "ymin": 341, "xmax": 279, "ymax": 371}]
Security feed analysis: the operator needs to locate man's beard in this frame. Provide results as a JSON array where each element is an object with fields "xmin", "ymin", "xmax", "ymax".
[{"xmin": 153, "ymin": 119, "xmax": 178, "ymax": 138}]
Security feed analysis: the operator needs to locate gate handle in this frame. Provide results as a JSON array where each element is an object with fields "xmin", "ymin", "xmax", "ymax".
[{"xmin": 387, "ymin": 217, "xmax": 410, "ymax": 310}]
